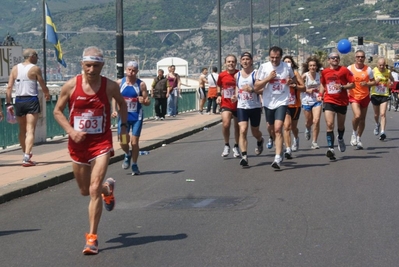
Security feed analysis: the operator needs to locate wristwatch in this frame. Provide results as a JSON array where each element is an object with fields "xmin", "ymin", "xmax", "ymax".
[{"xmin": 340, "ymin": 85, "xmax": 344, "ymax": 90}]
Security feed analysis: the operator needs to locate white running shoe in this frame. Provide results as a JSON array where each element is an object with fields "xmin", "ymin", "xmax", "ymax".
[
  {"xmin": 311, "ymin": 142, "xmax": 320, "ymax": 149},
  {"xmin": 232, "ymin": 146, "xmax": 240, "ymax": 158},
  {"xmin": 291, "ymin": 137, "xmax": 299, "ymax": 152},
  {"xmin": 356, "ymin": 141, "xmax": 363, "ymax": 150},
  {"xmin": 271, "ymin": 156, "xmax": 282, "ymax": 169},
  {"xmin": 221, "ymin": 145, "xmax": 230, "ymax": 157},
  {"xmin": 350, "ymin": 134, "xmax": 357, "ymax": 146},
  {"xmin": 337, "ymin": 138, "xmax": 346, "ymax": 152}
]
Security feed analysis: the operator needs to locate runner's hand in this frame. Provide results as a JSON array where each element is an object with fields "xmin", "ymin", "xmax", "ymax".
[{"xmin": 69, "ymin": 130, "xmax": 87, "ymax": 144}]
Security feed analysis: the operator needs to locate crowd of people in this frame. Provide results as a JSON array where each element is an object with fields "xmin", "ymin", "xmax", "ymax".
[{"xmin": 4, "ymin": 45, "xmax": 399, "ymax": 255}]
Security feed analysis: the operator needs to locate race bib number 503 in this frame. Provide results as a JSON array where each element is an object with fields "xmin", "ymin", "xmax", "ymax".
[{"xmin": 73, "ymin": 109, "xmax": 104, "ymax": 134}]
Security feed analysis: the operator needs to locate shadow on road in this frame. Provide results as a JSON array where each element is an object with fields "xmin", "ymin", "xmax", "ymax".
[
  {"xmin": 0, "ymin": 229, "xmax": 40, "ymax": 237},
  {"xmin": 102, "ymin": 232, "xmax": 188, "ymax": 251}
]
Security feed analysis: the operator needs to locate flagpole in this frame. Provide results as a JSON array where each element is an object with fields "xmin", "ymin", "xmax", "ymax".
[{"xmin": 42, "ymin": 0, "xmax": 47, "ymax": 83}]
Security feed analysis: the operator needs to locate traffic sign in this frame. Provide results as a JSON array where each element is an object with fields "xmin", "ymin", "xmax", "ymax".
[{"xmin": 394, "ymin": 62, "xmax": 399, "ymax": 68}]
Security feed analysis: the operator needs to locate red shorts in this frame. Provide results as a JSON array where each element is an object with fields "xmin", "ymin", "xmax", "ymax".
[
  {"xmin": 68, "ymin": 131, "xmax": 114, "ymax": 165},
  {"xmin": 349, "ymin": 95, "xmax": 370, "ymax": 109}
]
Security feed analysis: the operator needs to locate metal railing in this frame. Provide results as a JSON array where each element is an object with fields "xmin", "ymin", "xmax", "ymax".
[{"xmin": 0, "ymin": 88, "xmax": 198, "ymax": 149}]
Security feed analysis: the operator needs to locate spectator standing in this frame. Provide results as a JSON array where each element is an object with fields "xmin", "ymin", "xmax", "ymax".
[
  {"xmin": 166, "ymin": 65, "xmax": 181, "ymax": 117},
  {"xmin": 198, "ymin": 67, "xmax": 208, "ymax": 114},
  {"xmin": 151, "ymin": 69, "xmax": 169, "ymax": 120},
  {"xmin": 206, "ymin": 66, "xmax": 219, "ymax": 114}
]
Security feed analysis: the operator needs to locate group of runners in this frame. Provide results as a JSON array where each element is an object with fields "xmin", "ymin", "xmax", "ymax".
[
  {"xmin": 8, "ymin": 45, "xmax": 396, "ymax": 255},
  {"xmin": 216, "ymin": 46, "xmax": 396, "ymax": 169}
]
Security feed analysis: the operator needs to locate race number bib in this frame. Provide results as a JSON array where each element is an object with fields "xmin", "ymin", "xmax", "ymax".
[
  {"xmin": 73, "ymin": 109, "xmax": 103, "ymax": 134},
  {"xmin": 376, "ymin": 84, "xmax": 387, "ymax": 94},
  {"xmin": 327, "ymin": 82, "xmax": 340, "ymax": 94},
  {"xmin": 124, "ymin": 97, "xmax": 138, "ymax": 112},
  {"xmin": 288, "ymin": 91, "xmax": 296, "ymax": 105},
  {"xmin": 239, "ymin": 89, "xmax": 253, "ymax": 101},
  {"xmin": 270, "ymin": 78, "xmax": 286, "ymax": 95},
  {"xmin": 223, "ymin": 88, "xmax": 235, "ymax": 99}
]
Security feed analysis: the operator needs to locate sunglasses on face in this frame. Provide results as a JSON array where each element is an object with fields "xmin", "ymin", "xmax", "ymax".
[
  {"xmin": 356, "ymin": 56, "xmax": 365, "ymax": 58},
  {"xmin": 329, "ymin": 56, "xmax": 340, "ymax": 60}
]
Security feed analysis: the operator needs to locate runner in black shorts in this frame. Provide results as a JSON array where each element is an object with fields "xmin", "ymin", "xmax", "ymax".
[
  {"xmin": 6, "ymin": 48, "xmax": 50, "ymax": 167},
  {"xmin": 14, "ymin": 96, "xmax": 41, "ymax": 116}
]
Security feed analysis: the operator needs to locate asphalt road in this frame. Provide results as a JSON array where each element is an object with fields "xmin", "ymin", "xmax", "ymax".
[{"xmin": 1, "ymin": 107, "xmax": 399, "ymax": 267}]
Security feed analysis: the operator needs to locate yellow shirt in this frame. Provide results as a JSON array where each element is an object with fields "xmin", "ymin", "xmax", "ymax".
[{"xmin": 371, "ymin": 67, "xmax": 390, "ymax": 96}]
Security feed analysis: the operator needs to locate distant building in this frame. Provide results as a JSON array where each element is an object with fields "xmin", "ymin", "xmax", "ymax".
[{"xmin": 364, "ymin": 0, "xmax": 378, "ymax": 5}]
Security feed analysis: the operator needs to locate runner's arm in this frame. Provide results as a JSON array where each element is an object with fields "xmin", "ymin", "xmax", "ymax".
[
  {"xmin": 140, "ymin": 81, "xmax": 151, "ymax": 106},
  {"xmin": 53, "ymin": 78, "xmax": 76, "ymax": 135}
]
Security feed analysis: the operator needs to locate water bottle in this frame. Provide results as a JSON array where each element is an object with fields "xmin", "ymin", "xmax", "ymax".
[{"xmin": 139, "ymin": 151, "xmax": 150, "ymax": 155}]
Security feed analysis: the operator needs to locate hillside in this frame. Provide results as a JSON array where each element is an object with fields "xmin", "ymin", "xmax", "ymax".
[{"xmin": 1, "ymin": 0, "xmax": 398, "ymax": 77}]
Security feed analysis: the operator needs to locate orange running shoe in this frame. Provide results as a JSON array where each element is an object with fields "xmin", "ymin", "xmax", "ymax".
[
  {"xmin": 102, "ymin": 178, "xmax": 115, "ymax": 211},
  {"xmin": 82, "ymin": 233, "xmax": 98, "ymax": 255}
]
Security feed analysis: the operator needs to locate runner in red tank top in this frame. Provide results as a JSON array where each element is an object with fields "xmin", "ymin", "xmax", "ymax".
[
  {"xmin": 216, "ymin": 54, "xmax": 240, "ymax": 158},
  {"xmin": 53, "ymin": 46, "xmax": 128, "ymax": 255}
]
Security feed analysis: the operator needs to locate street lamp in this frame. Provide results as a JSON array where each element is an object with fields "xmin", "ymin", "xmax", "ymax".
[{"xmin": 296, "ymin": 7, "xmax": 305, "ymax": 62}]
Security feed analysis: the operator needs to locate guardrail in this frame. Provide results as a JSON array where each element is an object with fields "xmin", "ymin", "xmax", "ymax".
[{"xmin": 0, "ymin": 88, "xmax": 198, "ymax": 149}]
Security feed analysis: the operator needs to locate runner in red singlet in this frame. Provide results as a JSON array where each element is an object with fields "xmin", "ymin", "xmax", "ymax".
[
  {"xmin": 216, "ymin": 54, "xmax": 240, "ymax": 158},
  {"xmin": 53, "ymin": 46, "xmax": 128, "ymax": 255}
]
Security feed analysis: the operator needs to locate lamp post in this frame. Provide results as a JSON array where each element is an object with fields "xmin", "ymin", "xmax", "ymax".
[
  {"xmin": 296, "ymin": 7, "xmax": 305, "ymax": 63},
  {"xmin": 268, "ymin": 0, "xmax": 271, "ymax": 50},
  {"xmin": 250, "ymin": 0, "xmax": 253, "ymax": 56}
]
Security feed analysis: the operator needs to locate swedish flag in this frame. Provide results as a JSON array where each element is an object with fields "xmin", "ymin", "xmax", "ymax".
[{"xmin": 45, "ymin": 3, "xmax": 67, "ymax": 67}]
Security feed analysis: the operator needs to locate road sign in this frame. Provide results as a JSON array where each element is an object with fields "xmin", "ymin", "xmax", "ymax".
[{"xmin": 394, "ymin": 62, "xmax": 399, "ymax": 68}]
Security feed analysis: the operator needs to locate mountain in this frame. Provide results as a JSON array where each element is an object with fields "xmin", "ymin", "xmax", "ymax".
[{"xmin": 1, "ymin": 0, "xmax": 398, "ymax": 78}]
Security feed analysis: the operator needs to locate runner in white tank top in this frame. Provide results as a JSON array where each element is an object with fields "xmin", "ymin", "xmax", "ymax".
[{"xmin": 232, "ymin": 52, "xmax": 264, "ymax": 168}]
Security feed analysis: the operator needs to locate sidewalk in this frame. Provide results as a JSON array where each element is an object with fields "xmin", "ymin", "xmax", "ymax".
[{"xmin": 0, "ymin": 112, "xmax": 221, "ymax": 204}]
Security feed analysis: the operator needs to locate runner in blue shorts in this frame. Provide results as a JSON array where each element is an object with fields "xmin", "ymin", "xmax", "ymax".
[
  {"xmin": 113, "ymin": 61, "xmax": 150, "ymax": 175},
  {"xmin": 301, "ymin": 56, "xmax": 323, "ymax": 149}
]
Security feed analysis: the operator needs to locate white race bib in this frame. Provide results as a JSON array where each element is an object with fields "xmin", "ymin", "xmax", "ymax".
[
  {"xmin": 124, "ymin": 97, "xmax": 138, "ymax": 112},
  {"xmin": 327, "ymin": 82, "xmax": 341, "ymax": 94},
  {"xmin": 73, "ymin": 109, "xmax": 103, "ymax": 134},
  {"xmin": 376, "ymin": 84, "xmax": 387, "ymax": 94},
  {"xmin": 223, "ymin": 88, "xmax": 235, "ymax": 99}
]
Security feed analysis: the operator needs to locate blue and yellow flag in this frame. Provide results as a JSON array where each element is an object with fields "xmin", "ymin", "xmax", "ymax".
[{"xmin": 45, "ymin": 3, "xmax": 67, "ymax": 67}]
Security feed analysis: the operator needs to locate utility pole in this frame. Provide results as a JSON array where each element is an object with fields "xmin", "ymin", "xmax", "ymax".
[{"xmin": 116, "ymin": 0, "xmax": 124, "ymax": 79}]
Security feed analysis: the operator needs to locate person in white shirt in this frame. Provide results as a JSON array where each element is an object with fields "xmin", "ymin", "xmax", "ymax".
[
  {"xmin": 206, "ymin": 66, "xmax": 219, "ymax": 114},
  {"xmin": 254, "ymin": 46, "xmax": 295, "ymax": 169}
]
